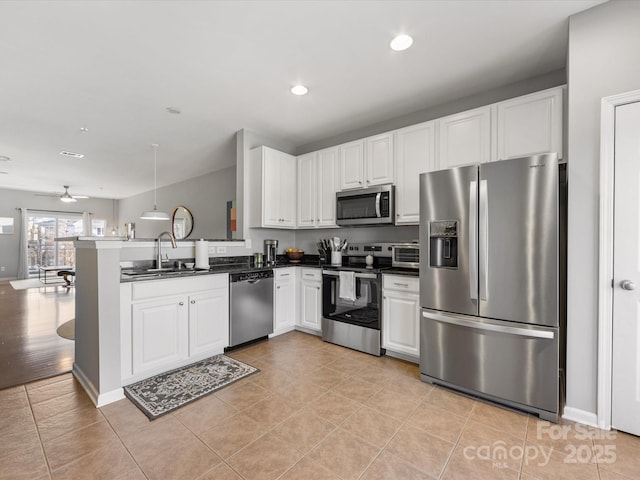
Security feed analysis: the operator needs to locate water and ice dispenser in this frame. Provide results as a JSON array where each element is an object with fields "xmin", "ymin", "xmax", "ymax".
[{"xmin": 429, "ymin": 220, "xmax": 458, "ymax": 269}]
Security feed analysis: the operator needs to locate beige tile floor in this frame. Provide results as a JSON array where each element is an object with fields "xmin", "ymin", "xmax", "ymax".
[{"xmin": 1, "ymin": 330, "xmax": 638, "ymax": 480}]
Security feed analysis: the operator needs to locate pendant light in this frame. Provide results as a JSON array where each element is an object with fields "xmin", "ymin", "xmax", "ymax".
[{"xmin": 140, "ymin": 143, "xmax": 170, "ymax": 220}]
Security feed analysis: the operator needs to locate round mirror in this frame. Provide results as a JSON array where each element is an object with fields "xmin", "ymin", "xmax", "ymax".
[{"xmin": 171, "ymin": 206, "xmax": 194, "ymax": 239}]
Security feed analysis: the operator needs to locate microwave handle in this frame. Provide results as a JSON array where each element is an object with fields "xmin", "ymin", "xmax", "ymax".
[{"xmin": 375, "ymin": 192, "xmax": 381, "ymax": 218}]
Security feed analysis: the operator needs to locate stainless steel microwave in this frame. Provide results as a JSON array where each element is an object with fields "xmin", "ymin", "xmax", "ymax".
[{"xmin": 336, "ymin": 185, "xmax": 395, "ymax": 226}]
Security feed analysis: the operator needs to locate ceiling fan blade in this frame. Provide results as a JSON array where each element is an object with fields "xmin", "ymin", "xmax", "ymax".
[
  {"xmin": 34, "ymin": 193, "xmax": 60, "ymax": 197},
  {"xmin": 72, "ymin": 195, "xmax": 89, "ymax": 199}
]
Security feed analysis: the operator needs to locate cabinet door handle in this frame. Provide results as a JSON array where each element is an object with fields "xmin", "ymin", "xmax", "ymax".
[
  {"xmin": 190, "ymin": 300, "xmax": 195, "ymax": 304},
  {"xmin": 179, "ymin": 302, "xmax": 184, "ymax": 306},
  {"xmin": 280, "ymin": 273, "xmax": 290, "ymax": 277},
  {"xmin": 277, "ymin": 286, "xmax": 281, "ymax": 289},
  {"xmin": 393, "ymin": 282, "xmax": 409, "ymax": 287}
]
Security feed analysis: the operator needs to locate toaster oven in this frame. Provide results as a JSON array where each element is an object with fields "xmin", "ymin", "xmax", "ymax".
[{"xmin": 391, "ymin": 243, "xmax": 419, "ymax": 269}]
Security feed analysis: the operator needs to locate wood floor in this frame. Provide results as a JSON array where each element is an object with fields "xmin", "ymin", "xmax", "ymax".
[{"xmin": 0, "ymin": 280, "xmax": 75, "ymax": 390}]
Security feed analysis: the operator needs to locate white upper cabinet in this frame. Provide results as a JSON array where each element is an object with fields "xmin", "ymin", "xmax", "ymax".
[
  {"xmin": 339, "ymin": 133, "xmax": 394, "ymax": 190},
  {"xmin": 297, "ymin": 152, "xmax": 317, "ymax": 228},
  {"xmin": 394, "ymin": 121, "xmax": 436, "ymax": 225},
  {"xmin": 316, "ymin": 147, "xmax": 339, "ymax": 227},
  {"xmin": 366, "ymin": 132, "xmax": 395, "ymax": 187},
  {"xmin": 496, "ymin": 86, "xmax": 564, "ymax": 160},
  {"xmin": 339, "ymin": 140, "xmax": 365, "ymax": 190},
  {"xmin": 296, "ymin": 147, "xmax": 338, "ymax": 228},
  {"xmin": 438, "ymin": 105, "xmax": 495, "ymax": 168},
  {"xmin": 251, "ymin": 146, "xmax": 296, "ymax": 229}
]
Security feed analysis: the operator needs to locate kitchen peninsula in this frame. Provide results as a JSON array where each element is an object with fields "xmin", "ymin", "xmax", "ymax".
[{"xmin": 67, "ymin": 236, "xmax": 250, "ymax": 407}]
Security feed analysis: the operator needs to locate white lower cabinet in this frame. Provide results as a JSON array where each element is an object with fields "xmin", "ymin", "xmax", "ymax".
[
  {"xmin": 189, "ymin": 289, "xmax": 229, "ymax": 357},
  {"xmin": 121, "ymin": 274, "xmax": 229, "ymax": 384},
  {"xmin": 382, "ymin": 274, "xmax": 420, "ymax": 359},
  {"xmin": 273, "ymin": 268, "xmax": 297, "ymax": 335},
  {"xmin": 132, "ymin": 297, "xmax": 188, "ymax": 375},
  {"xmin": 298, "ymin": 268, "xmax": 322, "ymax": 332}
]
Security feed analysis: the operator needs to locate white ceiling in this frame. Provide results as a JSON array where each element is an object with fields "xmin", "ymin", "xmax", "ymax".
[{"xmin": 0, "ymin": 0, "xmax": 604, "ymax": 200}]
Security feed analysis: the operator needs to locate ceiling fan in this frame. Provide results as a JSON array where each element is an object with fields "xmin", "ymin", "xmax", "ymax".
[{"xmin": 35, "ymin": 185, "xmax": 90, "ymax": 203}]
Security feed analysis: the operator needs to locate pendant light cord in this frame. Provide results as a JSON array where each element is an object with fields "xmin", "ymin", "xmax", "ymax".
[{"xmin": 152, "ymin": 143, "xmax": 159, "ymax": 209}]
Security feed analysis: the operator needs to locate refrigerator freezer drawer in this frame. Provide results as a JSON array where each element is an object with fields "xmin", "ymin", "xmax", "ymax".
[{"xmin": 421, "ymin": 310, "xmax": 558, "ymax": 415}]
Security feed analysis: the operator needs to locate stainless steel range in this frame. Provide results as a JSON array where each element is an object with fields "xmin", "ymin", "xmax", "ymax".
[{"xmin": 321, "ymin": 242, "xmax": 393, "ymax": 356}]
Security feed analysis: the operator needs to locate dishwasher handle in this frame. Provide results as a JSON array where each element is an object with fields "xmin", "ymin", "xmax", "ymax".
[{"xmin": 247, "ymin": 279, "xmax": 261, "ymax": 284}]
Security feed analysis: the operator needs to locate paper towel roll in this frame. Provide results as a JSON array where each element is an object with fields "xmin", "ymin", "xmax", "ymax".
[{"xmin": 195, "ymin": 239, "xmax": 209, "ymax": 269}]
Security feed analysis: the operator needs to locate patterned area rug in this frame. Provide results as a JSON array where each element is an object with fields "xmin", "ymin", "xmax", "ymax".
[{"xmin": 124, "ymin": 355, "xmax": 258, "ymax": 420}]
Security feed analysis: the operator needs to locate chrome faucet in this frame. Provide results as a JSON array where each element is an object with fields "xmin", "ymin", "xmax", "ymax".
[{"xmin": 156, "ymin": 231, "xmax": 177, "ymax": 268}]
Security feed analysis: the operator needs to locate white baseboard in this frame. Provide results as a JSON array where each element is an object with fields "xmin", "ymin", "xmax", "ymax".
[
  {"xmin": 562, "ymin": 406, "xmax": 599, "ymax": 428},
  {"xmin": 384, "ymin": 350, "xmax": 419, "ymax": 364},
  {"xmin": 72, "ymin": 363, "xmax": 124, "ymax": 408},
  {"xmin": 96, "ymin": 388, "xmax": 125, "ymax": 407},
  {"xmin": 269, "ymin": 325, "xmax": 296, "ymax": 338},
  {"xmin": 294, "ymin": 325, "xmax": 321, "ymax": 336}
]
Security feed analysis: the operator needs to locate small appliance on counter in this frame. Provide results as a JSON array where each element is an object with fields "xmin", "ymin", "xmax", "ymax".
[
  {"xmin": 391, "ymin": 242, "xmax": 420, "ymax": 269},
  {"xmin": 264, "ymin": 239, "xmax": 278, "ymax": 266}
]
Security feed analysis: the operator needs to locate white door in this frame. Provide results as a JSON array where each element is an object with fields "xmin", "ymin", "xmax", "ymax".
[
  {"xmin": 395, "ymin": 121, "xmax": 436, "ymax": 224},
  {"xmin": 189, "ymin": 288, "xmax": 229, "ymax": 357},
  {"xmin": 339, "ymin": 140, "xmax": 365, "ymax": 190},
  {"xmin": 612, "ymin": 100, "xmax": 640, "ymax": 435},
  {"xmin": 317, "ymin": 147, "xmax": 338, "ymax": 227},
  {"xmin": 438, "ymin": 105, "xmax": 495, "ymax": 167},
  {"xmin": 366, "ymin": 132, "xmax": 394, "ymax": 186},
  {"xmin": 131, "ymin": 298, "xmax": 188, "ymax": 375},
  {"xmin": 297, "ymin": 152, "xmax": 316, "ymax": 228},
  {"xmin": 274, "ymin": 275, "xmax": 296, "ymax": 334},
  {"xmin": 382, "ymin": 290, "xmax": 420, "ymax": 357},
  {"xmin": 300, "ymin": 281, "xmax": 322, "ymax": 331}
]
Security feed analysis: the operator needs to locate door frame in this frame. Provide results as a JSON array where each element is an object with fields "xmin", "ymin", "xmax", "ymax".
[{"xmin": 597, "ymin": 88, "xmax": 640, "ymax": 430}]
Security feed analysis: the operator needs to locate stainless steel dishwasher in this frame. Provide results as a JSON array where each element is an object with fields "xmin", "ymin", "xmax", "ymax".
[{"xmin": 229, "ymin": 269, "xmax": 274, "ymax": 347}]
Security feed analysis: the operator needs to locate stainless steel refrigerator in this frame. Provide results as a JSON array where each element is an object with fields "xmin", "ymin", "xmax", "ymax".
[{"xmin": 419, "ymin": 153, "xmax": 564, "ymax": 422}]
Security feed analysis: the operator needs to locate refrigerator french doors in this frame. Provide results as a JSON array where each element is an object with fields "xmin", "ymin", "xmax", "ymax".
[{"xmin": 419, "ymin": 154, "xmax": 561, "ymax": 421}]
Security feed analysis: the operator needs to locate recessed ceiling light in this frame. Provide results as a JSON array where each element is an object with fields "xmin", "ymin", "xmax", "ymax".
[
  {"xmin": 60, "ymin": 150, "xmax": 84, "ymax": 158},
  {"xmin": 390, "ymin": 34, "xmax": 413, "ymax": 51},
  {"xmin": 291, "ymin": 85, "xmax": 309, "ymax": 96},
  {"xmin": 166, "ymin": 107, "xmax": 181, "ymax": 114},
  {"xmin": 0, "ymin": 155, "xmax": 10, "ymax": 162}
]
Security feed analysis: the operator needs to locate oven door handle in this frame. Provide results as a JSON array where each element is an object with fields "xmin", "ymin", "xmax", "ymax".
[{"xmin": 322, "ymin": 270, "xmax": 378, "ymax": 280}]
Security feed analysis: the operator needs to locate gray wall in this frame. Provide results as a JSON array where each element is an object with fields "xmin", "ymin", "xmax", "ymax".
[
  {"xmin": 565, "ymin": 0, "xmax": 640, "ymax": 416},
  {"xmin": 296, "ymin": 69, "xmax": 566, "ymax": 155},
  {"xmin": 0, "ymin": 187, "xmax": 116, "ymax": 279},
  {"xmin": 117, "ymin": 166, "xmax": 236, "ymax": 240}
]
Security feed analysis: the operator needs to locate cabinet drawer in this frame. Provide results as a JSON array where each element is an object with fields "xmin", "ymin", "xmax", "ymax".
[
  {"xmin": 383, "ymin": 274, "xmax": 419, "ymax": 293},
  {"xmin": 132, "ymin": 274, "xmax": 228, "ymax": 301},
  {"xmin": 301, "ymin": 268, "xmax": 322, "ymax": 282},
  {"xmin": 275, "ymin": 268, "xmax": 296, "ymax": 281}
]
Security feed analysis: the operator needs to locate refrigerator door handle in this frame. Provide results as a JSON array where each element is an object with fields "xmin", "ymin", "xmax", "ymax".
[
  {"xmin": 469, "ymin": 180, "xmax": 478, "ymax": 301},
  {"xmin": 479, "ymin": 179, "xmax": 489, "ymax": 301},
  {"xmin": 422, "ymin": 311, "xmax": 555, "ymax": 339}
]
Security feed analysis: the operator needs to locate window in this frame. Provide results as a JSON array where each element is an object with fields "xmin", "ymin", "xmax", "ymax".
[{"xmin": 27, "ymin": 213, "xmax": 84, "ymax": 276}]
